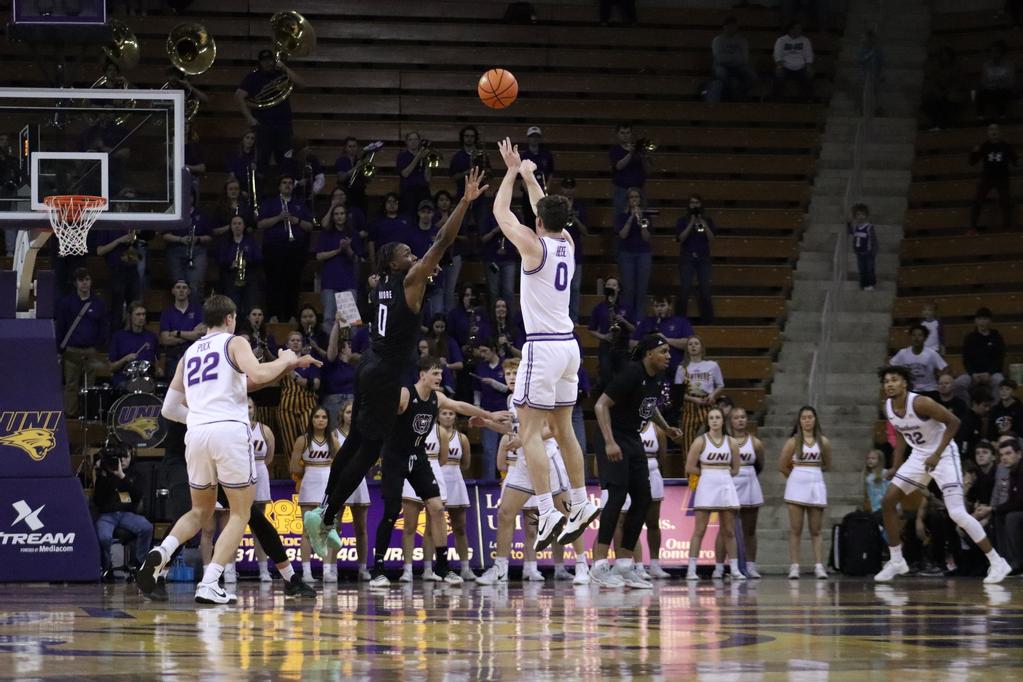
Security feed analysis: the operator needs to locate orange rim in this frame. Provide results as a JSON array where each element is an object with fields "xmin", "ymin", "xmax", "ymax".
[{"xmin": 44, "ymin": 195, "xmax": 107, "ymax": 222}]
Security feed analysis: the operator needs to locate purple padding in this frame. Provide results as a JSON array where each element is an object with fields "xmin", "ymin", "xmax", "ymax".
[{"xmin": 0, "ymin": 477, "xmax": 100, "ymax": 582}]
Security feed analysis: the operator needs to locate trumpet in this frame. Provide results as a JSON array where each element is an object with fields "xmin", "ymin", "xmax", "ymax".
[
  {"xmin": 246, "ymin": 11, "xmax": 316, "ymax": 110},
  {"xmin": 233, "ymin": 244, "xmax": 247, "ymax": 288},
  {"xmin": 281, "ymin": 194, "xmax": 295, "ymax": 242},
  {"xmin": 636, "ymin": 137, "xmax": 657, "ymax": 153}
]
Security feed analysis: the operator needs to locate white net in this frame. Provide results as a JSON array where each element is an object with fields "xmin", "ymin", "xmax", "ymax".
[{"xmin": 43, "ymin": 196, "xmax": 107, "ymax": 257}]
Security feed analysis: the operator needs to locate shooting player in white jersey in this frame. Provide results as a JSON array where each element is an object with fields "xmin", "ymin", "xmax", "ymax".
[
  {"xmin": 493, "ymin": 138, "xmax": 600, "ymax": 551},
  {"xmin": 140, "ymin": 294, "xmax": 321, "ymax": 604}
]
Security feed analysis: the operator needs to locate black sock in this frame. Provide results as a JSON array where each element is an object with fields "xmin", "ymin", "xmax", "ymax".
[{"xmin": 435, "ymin": 548, "xmax": 449, "ymax": 576}]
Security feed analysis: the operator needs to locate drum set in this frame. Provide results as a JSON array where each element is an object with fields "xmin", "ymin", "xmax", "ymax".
[{"xmin": 79, "ymin": 360, "xmax": 169, "ymax": 450}]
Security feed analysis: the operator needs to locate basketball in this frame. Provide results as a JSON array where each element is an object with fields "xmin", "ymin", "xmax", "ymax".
[{"xmin": 478, "ymin": 68, "xmax": 518, "ymax": 109}]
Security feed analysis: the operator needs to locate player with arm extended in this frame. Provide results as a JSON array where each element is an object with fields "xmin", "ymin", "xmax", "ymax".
[{"xmin": 492, "ymin": 138, "xmax": 600, "ymax": 551}]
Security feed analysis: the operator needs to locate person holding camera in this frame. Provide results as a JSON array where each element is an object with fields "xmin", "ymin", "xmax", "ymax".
[
  {"xmin": 675, "ymin": 194, "xmax": 716, "ymax": 323},
  {"xmin": 94, "ymin": 448, "xmax": 153, "ymax": 582},
  {"xmin": 397, "ymin": 131, "xmax": 434, "ymax": 219},
  {"xmin": 588, "ymin": 276, "xmax": 636, "ymax": 391}
]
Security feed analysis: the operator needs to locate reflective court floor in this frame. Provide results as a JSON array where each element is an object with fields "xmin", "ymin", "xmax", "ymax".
[{"xmin": 1, "ymin": 577, "xmax": 1022, "ymax": 680}]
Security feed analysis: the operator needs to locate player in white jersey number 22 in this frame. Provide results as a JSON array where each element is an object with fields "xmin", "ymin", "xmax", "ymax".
[
  {"xmin": 493, "ymin": 138, "xmax": 600, "ymax": 551},
  {"xmin": 875, "ymin": 365, "xmax": 1011, "ymax": 584}
]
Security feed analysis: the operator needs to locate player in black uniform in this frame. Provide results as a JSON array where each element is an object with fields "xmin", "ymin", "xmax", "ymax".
[
  {"xmin": 304, "ymin": 168, "xmax": 489, "ymax": 556},
  {"xmin": 368, "ymin": 356, "xmax": 510, "ymax": 586},
  {"xmin": 591, "ymin": 335, "xmax": 683, "ymax": 588}
]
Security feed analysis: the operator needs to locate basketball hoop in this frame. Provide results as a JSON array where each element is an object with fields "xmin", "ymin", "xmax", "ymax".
[{"xmin": 43, "ymin": 195, "xmax": 107, "ymax": 256}]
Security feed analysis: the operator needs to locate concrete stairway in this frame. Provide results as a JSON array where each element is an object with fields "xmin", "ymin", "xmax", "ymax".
[{"xmin": 752, "ymin": 0, "xmax": 929, "ymax": 573}]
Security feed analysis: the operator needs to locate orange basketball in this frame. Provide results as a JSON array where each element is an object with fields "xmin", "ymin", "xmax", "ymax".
[{"xmin": 478, "ymin": 68, "xmax": 518, "ymax": 109}]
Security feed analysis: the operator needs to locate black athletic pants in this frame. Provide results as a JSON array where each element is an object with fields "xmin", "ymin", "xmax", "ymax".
[
  {"xmin": 595, "ymin": 431, "xmax": 652, "ymax": 550},
  {"xmin": 372, "ymin": 448, "xmax": 443, "ymax": 569},
  {"xmin": 215, "ymin": 486, "xmax": 288, "ymax": 567}
]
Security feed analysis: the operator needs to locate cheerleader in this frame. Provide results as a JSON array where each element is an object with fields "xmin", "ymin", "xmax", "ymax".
[
  {"xmin": 778, "ymin": 405, "xmax": 831, "ymax": 580},
  {"xmin": 399, "ymin": 421, "xmax": 450, "ymax": 583},
  {"xmin": 685, "ymin": 407, "xmax": 743, "ymax": 581},
  {"xmin": 277, "ymin": 331, "xmax": 321, "ymax": 462},
  {"xmin": 714, "ymin": 407, "xmax": 765, "ymax": 578},
  {"xmin": 437, "ymin": 409, "xmax": 477, "ymax": 581},
  {"xmin": 641, "ymin": 419, "xmax": 671, "ymax": 579},
  {"xmin": 335, "ymin": 400, "xmax": 372, "ymax": 582},
  {"xmin": 249, "ymin": 397, "xmax": 277, "ymax": 582},
  {"xmin": 290, "ymin": 406, "xmax": 339, "ymax": 583},
  {"xmin": 674, "ymin": 336, "xmax": 725, "ymax": 451}
]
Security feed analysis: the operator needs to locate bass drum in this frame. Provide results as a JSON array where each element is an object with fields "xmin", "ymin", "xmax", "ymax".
[{"xmin": 108, "ymin": 392, "xmax": 168, "ymax": 448}]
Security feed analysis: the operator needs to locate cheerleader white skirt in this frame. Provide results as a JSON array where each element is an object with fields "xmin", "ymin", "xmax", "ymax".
[
  {"xmin": 733, "ymin": 465, "xmax": 764, "ymax": 507},
  {"xmin": 648, "ymin": 458, "xmax": 664, "ymax": 502},
  {"xmin": 402, "ymin": 459, "xmax": 448, "ymax": 503},
  {"xmin": 254, "ymin": 460, "xmax": 271, "ymax": 503},
  {"xmin": 692, "ymin": 467, "xmax": 740, "ymax": 510},
  {"xmin": 298, "ymin": 465, "xmax": 331, "ymax": 505},
  {"xmin": 784, "ymin": 466, "xmax": 827, "ymax": 507},
  {"xmin": 442, "ymin": 463, "xmax": 471, "ymax": 508},
  {"xmin": 344, "ymin": 478, "xmax": 371, "ymax": 506}
]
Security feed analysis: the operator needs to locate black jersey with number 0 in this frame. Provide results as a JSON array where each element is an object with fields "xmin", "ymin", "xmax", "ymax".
[
  {"xmin": 385, "ymin": 385, "xmax": 438, "ymax": 455},
  {"xmin": 370, "ymin": 269, "xmax": 422, "ymax": 361}
]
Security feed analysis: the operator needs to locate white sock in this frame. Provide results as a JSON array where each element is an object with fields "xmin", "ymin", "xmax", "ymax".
[
  {"xmin": 495, "ymin": 557, "xmax": 509, "ymax": 571},
  {"xmin": 536, "ymin": 493, "xmax": 555, "ymax": 516},
  {"xmin": 279, "ymin": 563, "xmax": 295, "ymax": 581},
  {"xmin": 730, "ymin": 559, "xmax": 741, "ymax": 573},
  {"xmin": 403, "ymin": 562, "xmax": 413, "ymax": 574},
  {"xmin": 790, "ymin": 563, "xmax": 799, "ymax": 572},
  {"xmin": 747, "ymin": 561, "xmax": 757, "ymax": 571},
  {"xmin": 986, "ymin": 548, "xmax": 1002, "ymax": 562},
  {"xmin": 594, "ymin": 558, "xmax": 608, "ymax": 570},
  {"xmin": 688, "ymin": 558, "xmax": 698, "ymax": 573},
  {"xmin": 424, "ymin": 560, "xmax": 433, "ymax": 573},
  {"xmin": 715, "ymin": 562, "xmax": 725, "ymax": 572},
  {"xmin": 618, "ymin": 557, "xmax": 634, "ymax": 571},
  {"xmin": 650, "ymin": 559, "xmax": 661, "ymax": 570},
  {"xmin": 159, "ymin": 536, "xmax": 180, "ymax": 559},
  {"xmin": 576, "ymin": 556, "xmax": 588, "ymax": 567},
  {"xmin": 159, "ymin": 568, "xmax": 169, "ymax": 579},
  {"xmin": 201, "ymin": 562, "xmax": 224, "ymax": 586},
  {"xmin": 570, "ymin": 487, "xmax": 588, "ymax": 508},
  {"xmin": 815, "ymin": 563, "xmax": 825, "ymax": 570},
  {"xmin": 524, "ymin": 560, "xmax": 537, "ymax": 573},
  {"xmin": 890, "ymin": 544, "xmax": 903, "ymax": 562}
]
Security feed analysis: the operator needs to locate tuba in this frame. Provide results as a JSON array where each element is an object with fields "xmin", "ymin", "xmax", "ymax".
[
  {"xmin": 246, "ymin": 11, "xmax": 316, "ymax": 110},
  {"xmin": 164, "ymin": 23, "xmax": 216, "ymax": 122},
  {"xmin": 102, "ymin": 20, "xmax": 141, "ymax": 72}
]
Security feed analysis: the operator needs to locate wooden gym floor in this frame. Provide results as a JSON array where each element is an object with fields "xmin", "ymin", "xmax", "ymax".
[{"xmin": 0, "ymin": 578, "xmax": 1021, "ymax": 680}]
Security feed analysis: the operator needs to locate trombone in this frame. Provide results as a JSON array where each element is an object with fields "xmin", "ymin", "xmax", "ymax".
[
  {"xmin": 246, "ymin": 11, "xmax": 316, "ymax": 110},
  {"xmin": 350, "ymin": 141, "xmax": 383, "ymax": 188}
]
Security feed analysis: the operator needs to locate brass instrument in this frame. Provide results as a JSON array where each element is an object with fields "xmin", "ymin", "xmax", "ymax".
[
  {"xmin": 421, "ymin": 139, "xmax": 442, "ymax": 169},
  {"xmin": 233, "ymin": 243, "xmax": 247, "ymax": 288},
  {"xmin": 636, "ymin": 137, "xmax": 657, "ymax": 153},
  {"xmin": 120, "ymin": 230, "xmax": 142, "ymax": 265},
  {"xmin": 246, "ymin": 11, "xmax": 316, "ymax": 110},
  {"xmin": 186, "ymin": 219, "xmax": 197, "ymax": 268},
  {"xmin": 103, "ymin": 20, "xmax": 141, "ymax": 71},
  {"xmin": 164, "ymin": 23, "xmax": 217, "ymax": 122},
  {"xmin": 350, "ymin": 141, "xmax": 383, "ymax": 188},
  {"xmin": 281, "ymin": 194, "xmax": 295, "ymax": 242},
  {"xmin": 247, "ymin": 162, "xmax": 260, "ymax": 216}
]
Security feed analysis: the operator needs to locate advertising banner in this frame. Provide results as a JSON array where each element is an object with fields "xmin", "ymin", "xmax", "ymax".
[{"xmin": 236, "ymin": 479, "xmax": 719, "ymax": 570}]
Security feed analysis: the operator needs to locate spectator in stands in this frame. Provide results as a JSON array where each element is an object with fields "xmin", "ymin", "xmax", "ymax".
[
  {"xmin": 921, "ymin": 47, "xmax": 967, "ymax": 130},
  {"xmin": 396, "ymin": 132, "xmax": 433, "ymax": 219},
  {"xmin": 599, "ymin": 0, "xmax": 636, "ymax": 25},
  {"xmin": 108, "ymin": 302, "xmax": 159, "ymax": 389},
  {"xmin": 991, "ymin": 437, "xmax": 1023, "ymax": 570},
  {"xmin": 977, "ymin": 41, "xmax": 1016, "ymax": 120},
  {"xmin": 322, "ymin": 315, "xmax": 356, "ymax": 431},
  {"xmin": 848, "ymin": 203, "xmax": 877, "ymax": 291},
  {"xmin": 560, "ymin": 177, "xmax": 590, "ymax": 322},
  {"xmin": 968, "ymin": 440, "xmax": 998, "ymax": 522},
  {"xmin": 335, "ymin": 137, "xmax": 370, "ymax": 215},
  {"xmin": 706, "ymin": 16, "xmax": 758, "ymax": 103},
  {"xmin": 930, "ymin": 371, "xmax": 968, "ymax": 423},
  {"xmin": 616, "ymin": 187, "xmax": 652, "ymax": 317},
  {"xmin": 277, "ymin": 331, "xmax": 321, "ymax": 452},
  {"xmin": 408, "ymin": 200, "xmax": 444, "ymax": 317},
  {"xmin": 675, "ymin": 194, "xmax": 715, "ymax": 322},
  {"xmin": 447, "ymin": 284, "xmax": 491, "ymax": 357},
  {"xmin": 94, "ymin": 227, "xmax": 143, "ymax": 333},
  {"xmin": 158, "ymin": 280, "xmax": 204, "ymax": 374},
  {"xmin": 297, "ymin": 305, "xmax": 328, "ymax": 360},
  {"xmin": 773, "ymin": 21, "xmax": 814, "ymax": 100},
  {"xmin": 630, "ymin": 294, "xmax": 693, "ymax": 380},
  {"xmin": 219, "ymin": 215, "xmax": 262, "ymax": 318},
  {"xmin": 954, "ymin": 307, "xmax": 1006, "ymax": 401},
  {"xmin": 93, "ymin": 447, "xmax": 152, "ymax": 582},
  {"xmin": 163, "ymin": 195, "xmax": 211, "ymax": 308},
  {"xmin": 322, "ymin": 185, "xmax": 367, "ymax": 247},
  {"xmin": 235, "ymin": 49, "xmax": 304, "ymax": 172},
  {"xmin": 991, "ymin": 379, "xmax": 1023, "ymax": 439},
  {"xmin": 480, "ymin": 210, "xmax": 519, "ymax": 307},
  {"xmin": 856, "ymin": 29, "xmax": 885, "ymax": 116},
  {"xmin": 224, "ymin": 128, "xmax": 257, "ymax": 187},
  {"xmin": 674, "ymin": 336, "xmax": 725, "ymax": 450},
  {"xmin": 211, "ymin": 178, "xmax": 255, "ymax": 237},
  {"xmin": 57, "ymin": 268, "xmax": 107, "ymax": 418},
  {"xmin": 490, "ymin": 297, "xmax": 523, "ymax": 359},
  {"xmin": 889, "ymin": 323, "xmax": 950, "ymax": 394},
  {"xmin": 520, "ymin": 126, "xmax": 556, "ymax": 226},
  {"xmin": 449, "ymin": 125, "xmax": 492, "ymax": 231},
  {"xmin": 609, "ymin": 123, "xmax": 651, "ymax": 216},
  {"xmin": 243, "ymin": 305, "xmax": 278, "ymax": 363},
  {"xmin": 317, "ymin": 203, "xmax": 362, "ymax": 334},
  {"xmin": 969, "ymin": 124, "xmax": 1017, "ymax": 234},
  {"xmin": 921, "ymin": 301, "xmax": 945, "ymax": 355},
  {"xmin": 367, "ymin": 193, "xmax": 411, "ymax": 272},
  {"xmin": 474, "ymin": 340, "xmax": 509, "ymax": 482},
  {"xmin": 257, "ymin": 173, "xmax": 314, "ymax": 323},
  {"xmin": 281, "ymin": 139, "xmax": 326, "ymax": 216},
  {"xmin": 588, "ymin": 276, "xmax": 634, "ymax": 390},
  {"xmin": 424, "ymin": 314, "xmax": 464, "ymax": 396},
  {"xmin": 863, "ymin": 448, "xmax": 889, "ymax": 517},
  {"xmin": 959, "ymin": 388, "xmax": 994, "ymax": 462}
]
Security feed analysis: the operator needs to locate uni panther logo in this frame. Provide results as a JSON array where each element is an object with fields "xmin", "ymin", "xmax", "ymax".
[
  {"xmin": 114, "ymin": 406, "xmax": 161, "ymax": 440},
  {"xmin": 0, "ymin": 411, "xmax": 60, "ymax": 462}
]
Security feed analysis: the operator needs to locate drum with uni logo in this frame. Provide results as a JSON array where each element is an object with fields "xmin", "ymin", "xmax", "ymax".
[{"xmin": 108, "ymin": 392, "xmax": 167, "ymax": 447}]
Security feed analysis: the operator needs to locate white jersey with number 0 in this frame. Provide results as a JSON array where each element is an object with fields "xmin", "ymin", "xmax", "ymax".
[
  {"xmin": 520, "ymin": 234, "xmax": 574, "ymax": 335},
  {"xmin": 886, "ymin": 392, "xmax": 947, "ymax": 454},
  {"xmin": 183, "ymin": 331, "xmax": 247, "ymax": 428}
]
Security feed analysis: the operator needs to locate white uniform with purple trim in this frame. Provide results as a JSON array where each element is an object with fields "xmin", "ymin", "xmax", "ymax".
[
  {"xmin": 297, "ymin": 436, "xmax": 333, "ymax": 505},
  {"xmin": 513, "ymin": 234, "xmax": 580, "ymax": 410},
  {"xmin": 886, "ymin": 392, "xmax": 963, "ymax": 496},
  {"xmin": 251, "ymin": 422, "xmax": 272, "ymax": 503},
  {"xmin": 783, "ymin": 438, "xmax": 827, "ymax": 507},
  {"xmin": 441, "ymin": 430, "xmax": 471, "ymax": 508},
  {"xmin": 733, "ymin": 435, "xmax": 764, "ymax": 507},
  {"xmin": 182, "ymin": 331, "xmax": 254, "ymax": 489},
  {"xmin": 692, "ymin": 434, "xmax": 740, "ymax": 510},
  {"xmin": 338, "ymin": 429, "xmax": 371, "ymax": 506}
]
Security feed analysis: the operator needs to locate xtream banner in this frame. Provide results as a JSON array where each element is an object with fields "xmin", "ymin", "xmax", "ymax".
[{"xmin": 236, "ymin": 480, "xmax": 719, "ymax": 570}]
